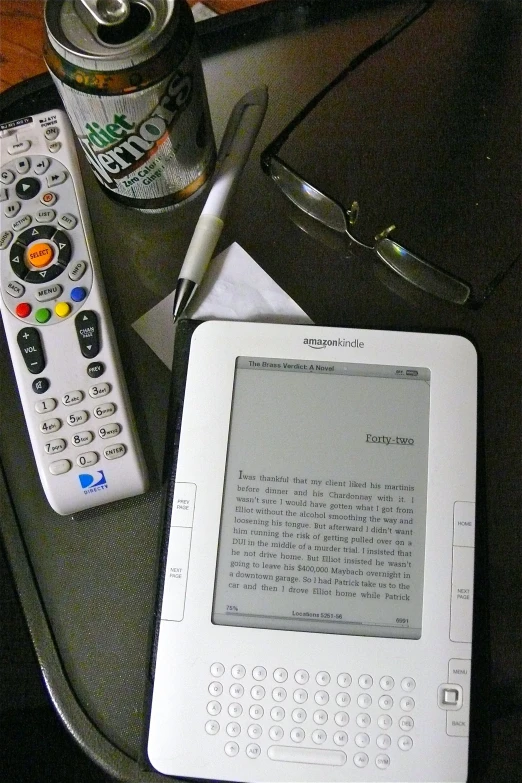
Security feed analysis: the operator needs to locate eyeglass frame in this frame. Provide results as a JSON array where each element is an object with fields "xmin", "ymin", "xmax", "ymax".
[{"xmin": 260, "ymin": 0, "xmax": 498, "ymax": 307}]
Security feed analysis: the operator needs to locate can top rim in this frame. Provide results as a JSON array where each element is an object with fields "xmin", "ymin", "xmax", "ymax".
[{"xmin": 45, "ymin": 0, "xmax": 178, "ymax": 68}]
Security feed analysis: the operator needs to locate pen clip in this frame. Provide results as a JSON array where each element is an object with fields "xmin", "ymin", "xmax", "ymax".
[{"xmin": 216, "ymin": 86, "xmax": 269, "ymax": 169}]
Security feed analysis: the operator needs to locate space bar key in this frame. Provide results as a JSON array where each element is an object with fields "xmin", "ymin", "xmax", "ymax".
[{"xmin": 268, "ymin": 745, "xmax": 347, "ymax": 766}]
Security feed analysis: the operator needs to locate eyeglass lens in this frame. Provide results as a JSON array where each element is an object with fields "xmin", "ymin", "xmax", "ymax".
[{"xmin": 269, "ymin": 158, "xmax": 348, "ymax": 234}]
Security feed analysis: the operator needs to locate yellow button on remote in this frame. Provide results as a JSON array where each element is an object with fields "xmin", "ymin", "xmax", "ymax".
[{"xmin": 55, "ymin": 301, "xmax": 71, "ymax": 318}]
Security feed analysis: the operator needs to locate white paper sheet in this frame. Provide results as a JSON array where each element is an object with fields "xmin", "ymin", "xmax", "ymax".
[{"xmin": 132, "ymin": 243, "xmax": 313, "ymax": 369}]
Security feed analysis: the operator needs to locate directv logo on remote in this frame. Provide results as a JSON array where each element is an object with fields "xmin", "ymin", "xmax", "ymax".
[{"xmin": 79, "ymin": 471, "xmax": 108, "ymax": 493}]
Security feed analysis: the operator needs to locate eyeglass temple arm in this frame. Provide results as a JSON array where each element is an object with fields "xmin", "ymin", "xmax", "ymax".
[{"xmin": 261, "ymin": 1, "xmax": 434, "ymax": 166}]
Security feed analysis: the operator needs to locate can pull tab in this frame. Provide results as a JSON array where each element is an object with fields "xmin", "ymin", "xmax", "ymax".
[{"xmin": 77, "ymin": 0, "xmax": 130, "ymax": 26}]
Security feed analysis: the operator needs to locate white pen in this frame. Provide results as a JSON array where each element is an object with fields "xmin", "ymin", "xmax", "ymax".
[{"xmin": 172, "ymin": 85, "xmax": 269, "ymax": 321}]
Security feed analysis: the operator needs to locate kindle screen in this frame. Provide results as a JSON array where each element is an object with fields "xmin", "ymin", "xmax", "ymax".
[{"xmin": 212, "ymin": 357, "xmax": 430, "ymax": 639}]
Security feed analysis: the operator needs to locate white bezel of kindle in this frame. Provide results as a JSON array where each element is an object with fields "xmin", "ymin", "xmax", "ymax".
[{"xmin": 148, "ymin": 321, "xmax": 477, "ymax": 783}]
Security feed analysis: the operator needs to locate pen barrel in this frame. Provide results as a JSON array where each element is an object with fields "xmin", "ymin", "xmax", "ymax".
[{"xmin": 179, "ymin": 213, "xmax": 224, "ymax": 283}]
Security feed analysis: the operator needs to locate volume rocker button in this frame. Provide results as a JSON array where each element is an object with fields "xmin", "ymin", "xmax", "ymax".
[{"xmin": 17, "ymin": 327, "xmax": 45, "ymax": 373}]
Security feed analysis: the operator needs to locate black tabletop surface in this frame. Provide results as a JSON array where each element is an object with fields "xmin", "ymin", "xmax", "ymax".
[{"xmin": 1, "ymin": 1, "xmax": 520, "ymax": 781}]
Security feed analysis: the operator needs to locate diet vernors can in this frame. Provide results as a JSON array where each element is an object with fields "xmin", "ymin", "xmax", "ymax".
[{"xmin": 44, "ymin": 0, "xmax": 216, "ymax": 211}]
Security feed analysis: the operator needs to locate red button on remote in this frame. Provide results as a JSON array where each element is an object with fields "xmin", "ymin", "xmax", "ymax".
[{"xmin": 15, "ymin": 302, "xmax": 32, "ymax": 318}]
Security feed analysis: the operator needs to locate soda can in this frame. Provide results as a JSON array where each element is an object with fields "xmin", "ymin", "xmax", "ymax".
[{"xmin": 44, "ymin": 0, "xmax": 216, "ymax": 212}]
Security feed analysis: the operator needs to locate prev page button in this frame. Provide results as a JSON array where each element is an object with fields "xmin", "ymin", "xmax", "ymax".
[{"xmin": 160, "ymin": 482, "xmax": 196, "ymax": 621}]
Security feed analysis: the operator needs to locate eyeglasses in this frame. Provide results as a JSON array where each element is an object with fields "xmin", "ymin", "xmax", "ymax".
[{"xmin": 261, "ymin": 1, "xmax": 478, "ymax": 306}]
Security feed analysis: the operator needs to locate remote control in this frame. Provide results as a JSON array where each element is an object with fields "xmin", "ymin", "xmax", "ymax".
[{"xmin": 0, "ymin": 109, "xmax": 148, "ymax": 515}]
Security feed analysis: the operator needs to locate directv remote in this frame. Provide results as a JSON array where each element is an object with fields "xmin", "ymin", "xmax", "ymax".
[{"xmin": 0, "ymin": 109, "xmax": 148, "ymax": 515}]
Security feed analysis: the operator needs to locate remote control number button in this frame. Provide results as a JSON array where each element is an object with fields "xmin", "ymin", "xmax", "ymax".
[
  {"xmin": 7, "ymin": 280, "xmax": 25, "ymax": 298},
  {"xmin": 35, "ymin": 398, "xmax": 56, "ymax": 414},
  {"xmin": 0, "ymin": 230, "xmax": 13, "ymax": 249},
  {"xmin": 62, "ymin": 390, "xmax": 84, "ymax": 406},
  {"xmin": 36, "ymin": 284, "xmax": 62, "ymax": 302},
  {"xmin": 103, "ymin": 443, "xmax": 126, "ymax": 460},
  {"xmin": 36, "ymin": 209, "xmax": 56, "ymax": 223},
  {"xmin": 89, "ymin": 382, "xmax": 110, "ymax": 398},
  {"xmin": 34, "ymin": 158, "xmax": 51, "ymax": 176},
  {"xmin": 94, "ymin": 402, "xmax": 115, "ymax": 419},
  {"xmin": 17, "ymin": 327, "xmax": 45, "ymax": 373},
  {"xmin": 40, "ymin": 418, "xmax": 61, "ymax": 434},
  {"xmin": 16, "ymin": 177, "xmax": 40, "ymax": 200},
  {"xmin": 44, "ymin": 438, "xmax": 66, "ymax": 455},
  {"xmin": 72, "ymin": 431, "xmax": 94, "ymax": 447},
  {"xmin": 75, "ymin": 310, "xmax": 99, "ymax": 358},
  {"xmin": 15, "ymin": 302, "xmax": 31, "ymax": 318},
  {"xmin": 8, "ymin": 140, "xmax": 31, "ymax": 154},
  {"xmin": 49, "ymin": 458, "xmax": 71, "ymax": 475},
  {"xmin": 69, "ymin": 261, "xmax": 87, "ymax": 281},
  {"xmin": 77, "ymin": 451, "xmax": 98, "ymax": 468},
  {"xmin": 67, "ymin": 410, "xmax": 89, "ymax": 427},
  {"xmin": 98, "ymin": 422, "xmax": 119, "ymax": 440}
]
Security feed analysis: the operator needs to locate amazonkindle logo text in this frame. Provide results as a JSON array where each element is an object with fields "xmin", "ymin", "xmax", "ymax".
[{"xmin": 303, "ymin": 337, "xmax": 364, "ymax": 349}]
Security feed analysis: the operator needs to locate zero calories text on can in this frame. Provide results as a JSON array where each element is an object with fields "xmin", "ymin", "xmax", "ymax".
[{"xmin": 44, "ymin": 0, "xmax": 216, "ymax": 212}]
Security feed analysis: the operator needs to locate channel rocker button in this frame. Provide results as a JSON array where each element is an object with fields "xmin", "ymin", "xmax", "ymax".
[{"xmin": 75, "ymin": 310, "xmax": 100, "ymax": 358}]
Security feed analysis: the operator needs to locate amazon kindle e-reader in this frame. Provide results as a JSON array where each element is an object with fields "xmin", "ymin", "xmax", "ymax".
[{"xmin": 148, "ymin": 320, "xmax": 477, "ymax": 782}]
